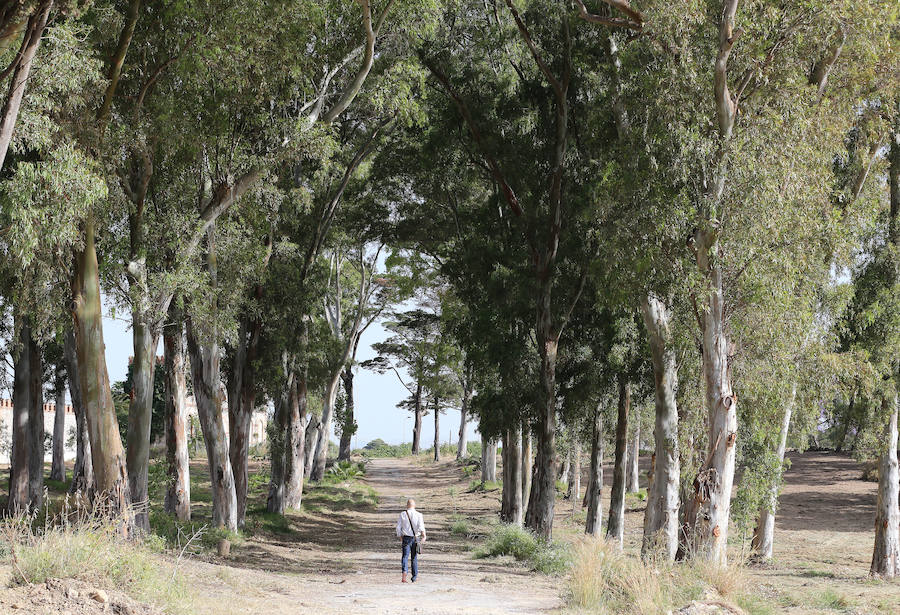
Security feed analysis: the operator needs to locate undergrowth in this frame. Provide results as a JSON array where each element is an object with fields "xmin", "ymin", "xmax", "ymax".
[
  {"xmin": 567, "ymin": 536, "xmax": 756, "ymax": 614},
  {"xmin": 475, "ymin": 524, "xmax": 570, "ymax": 574},
  {"xmin": 1, "ymin": 502, "xmax": 191, "ymax": 614}
]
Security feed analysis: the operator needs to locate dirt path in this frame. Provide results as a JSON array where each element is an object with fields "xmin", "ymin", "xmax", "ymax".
[{"xmin": 184, "ymin": 458, "xmax": 562, "ymax": 615}]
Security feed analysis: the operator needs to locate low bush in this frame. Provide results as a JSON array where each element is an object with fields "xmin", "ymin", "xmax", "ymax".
[
  {"xmin": 450, "ymin": 519, "xmax": 470, "ymax": 536},
  {"xmin": 476, "ymin": 524, "xmax": 570, "ymax": 574}
]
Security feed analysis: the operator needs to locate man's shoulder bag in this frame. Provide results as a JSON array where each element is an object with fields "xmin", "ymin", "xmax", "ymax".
[{"xmin": 405, "ymin": 510, "xmax": 422, "ymax": 554}]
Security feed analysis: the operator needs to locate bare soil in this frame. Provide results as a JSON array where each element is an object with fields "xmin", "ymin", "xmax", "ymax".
[
  {"xmin": 182, "ymin": 457, "xmax": 561, "ymax": 615},
  {"xmin": 3, "ymin": 450, "xmax": 897, "ymax": 614}
]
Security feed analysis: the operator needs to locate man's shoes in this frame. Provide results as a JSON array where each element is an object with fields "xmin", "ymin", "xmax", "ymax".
[
  {"xmin": 402, "ymin": 573, "xmax": 408, "ymax": 583},
  {"xmin": 411, "ymin": 576, "xmax": 417, "ymax": 583}
]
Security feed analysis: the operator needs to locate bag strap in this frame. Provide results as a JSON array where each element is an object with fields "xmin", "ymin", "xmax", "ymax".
[{"xmin": 405, "ymin": 510, "xmax": 416, "ymax": 539}]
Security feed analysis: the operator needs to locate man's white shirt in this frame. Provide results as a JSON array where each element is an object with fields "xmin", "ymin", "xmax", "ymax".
[{"xmin": 396, "ymin": 508, "xmax": 426, "ymax": 539}]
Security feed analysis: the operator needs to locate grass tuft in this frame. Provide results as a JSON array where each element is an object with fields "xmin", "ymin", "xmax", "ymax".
[
  {"xmin": 475, "ymin": 524, "xmax": 570, "ymax": 574},
  {"xmin": 2, "ymin": 510, "xmax": 191, "ymax": 613}
]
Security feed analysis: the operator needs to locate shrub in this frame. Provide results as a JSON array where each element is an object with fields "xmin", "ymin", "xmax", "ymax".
[
  {"xmin": 450, "ymin": 520, "xmax": 470, "ymax": 536},
  {"xmin": 321, "ymin": 460, "xmax": 367, "ymax": 483},
  {"xmin": 476, "ymin": 524, "xmax": 570, "ymax": 574}
]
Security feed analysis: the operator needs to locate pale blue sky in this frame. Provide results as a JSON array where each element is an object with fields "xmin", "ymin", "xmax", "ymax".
[{"xmin": 101, "ymin": 302, "xmax": 478, "ymax": 447}]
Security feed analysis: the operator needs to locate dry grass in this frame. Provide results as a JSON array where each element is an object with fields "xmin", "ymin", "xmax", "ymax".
[
  {"xmin": 0, "ymin": 499, "xmax": 192, "ymax": 613},
  {"xmin": 567, "ymin": 536, "xmax": 750, "ymax": 614}
]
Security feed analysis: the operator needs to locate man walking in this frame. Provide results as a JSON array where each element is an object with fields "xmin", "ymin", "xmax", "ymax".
[{"xmin": 396, "ymin": 498, "xmax": 426, "ymax": 583}]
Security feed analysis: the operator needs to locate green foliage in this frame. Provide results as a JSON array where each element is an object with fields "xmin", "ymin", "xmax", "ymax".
[{"xmin": 475, "ymin": 524, "xmax": 569, "ymax": 575}]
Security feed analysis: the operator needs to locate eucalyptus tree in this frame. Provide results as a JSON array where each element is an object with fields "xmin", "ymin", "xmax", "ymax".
[
  {"xmin": 89, "ymin": 0, "xmax": 423, "ymax": 530},
  {"xmin": 420, "ymin": 0, "xmax": 605, "ymax": 538},
  {"xmin": 310, "ymin": 242, "xmax": 392, "ymax": 480},
  {"xmin": 574, "ymin": 0, "xmax": 893, "ymax": 563},
  {"xmin": 0, "ymin": 16, "xmax": 105, "ymax": 513},
  {"xmin": 838, "ymin": 107, "xmax": 900, "ymax": 578},
  {"xmin": 0, "ymin": 0, "xmax": 54, "ymax": 170}
]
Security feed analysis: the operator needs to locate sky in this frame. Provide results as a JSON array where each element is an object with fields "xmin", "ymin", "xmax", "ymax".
[{"xmin": 101, "ymin": 302, "xmax": 479, "ymax": 448}]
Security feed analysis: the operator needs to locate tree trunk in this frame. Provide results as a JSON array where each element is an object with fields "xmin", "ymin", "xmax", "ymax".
[
  {"xmin": 50, "ymin": 364, "xmax": 66, "ymax": 483},
  {"xmin": 559, "ymin": 449, "xmax": 570, "ymax": 490},
  {"xmin": 64, "ymin": 329, "xmax": 92, "ymax": 495},
  {"xmin": 641, "ymin": 294, "xmax": 680, "ymax": 561},
  {"xmin": 524, "ymin": 330, "xmax": 559, "ymax": 539},
  {"xmin": 411, "ymin": 383, "xmax": 423, "ymax": 454},
  {"xmin": 751, "ymin": 384, "xmax": 795, "ymax": 560},
  {"xmin": 311, "ymin": 371, "xmax": 341, "ymax": 481},
  {"xmin": 627, "ymin": 419, "xmax": 640, "ymax": 493},
  {"xmin": 585, "ymin": 402, "xmax": 604, "ymax": 535},
  {"xmin": 522, "ymin": 425, "xmax": 532, "ymax": 511},
  {"xmin": 338, "ymin": 367, "xmax": 354, "ymax": 461},
  {"xmin": 607, "ymin": 376, "xmax": 630, "ymax": 548},
  {"xmin": 456, "ymin": 390, "xmax": 468, "ymax": 460},
  {"xmin": 125, "ymin": 319, "xmax": 157, "ymax": 533},
  {"xmin": 186, "ymin": 317, "xmax": 237, "ymax": 531},
  {"xmin": 481, "ymin": 435, "xmax": 497, "ymax": 483},
  {"xmin": 681, "ymin": 229, "xmax": 738, "ymax": 565},
  {"xmin": 72, "ymin": 220, "xmax": 132, "ymax": 529},
  {"xmin": 227, "ymin": 309, "xmax": 263, "ymax": 527},
  {"xmin": 870, "ymin": 395, "xmax": 899, "ymax": 578},
  {"xmin": 304, "ymin": 413, "xmax": 319, "ymax": 479},
  {"xmin": 8, "ymin": 316, "xmax": 32, "ymax": 514},
  {"xmin": 0, "ymin": 1, "xmax": 51, "ymax": 171},
  {"xmin": 266, "ymin": 379, "xmax": 288, "ymax": 515},
  {"xmin": 163, "ymin": 313, "xmax": 190, "ymax": 522},
  {"xmin": 500, "ymin": 425, "xmax": 523, "ymax": 526},
  {"xmin": 27, "ymin": 327, "xmax": 43, "ymax": 511},
  {"xmin": 433, "ymin": 396, "xmax": 440, "ymax": 462},
  {"xmin": 567, "ymin": 435, "xmax": 581, "ymax": 501},
  {"xmin": 284, "ymin": 371, "xmax": 307, "ymax": 509}
]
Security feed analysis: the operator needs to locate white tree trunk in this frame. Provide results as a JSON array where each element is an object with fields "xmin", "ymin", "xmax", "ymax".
[
  {"xmin": 627, "ymin": 420, "xmax": 640, "ymax": 493},
  {"xmin": 641, "ymin": 294, "xmax": 680, "ymax": 561},
  {"xmin": 682, "ymin": 231, "xmax": 737, "ymax": 566},
  {"xmin": 752, "ymin": 384, "xmax": 795, "ymax": 560},
  {"xmin": 163, "ymin": 315, "xmax": 190, "ymax": 522},
  {"xmin": 870, "ymin": 396, "xmax": 899, "ymax": 578},
  {"xmin": 481, "ymin": 435, "xmax": 497, "ymax": 482}
]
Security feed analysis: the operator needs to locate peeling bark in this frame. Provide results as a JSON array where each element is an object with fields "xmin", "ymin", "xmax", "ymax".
[
  {"xmin": 870, "ymin": 396, "xmax": 899, "ymax": 578},
  {"xmin": 284, "ymin": 371, "xmax": 307, "ymax": 509},
  {"xmin": 641, "ymin": 294, "xmax": 680, "ymax": 561},
  {"xmin": 163, "ymin": 311, "xmax": 190, "ymax": 522},
  {"xmin": 184, "ymin": 224, "xmax": 237, "ymax": 531},
  {"xmin": 73, "ymin": 220, "xmax": 132, "ymax": 529}
]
